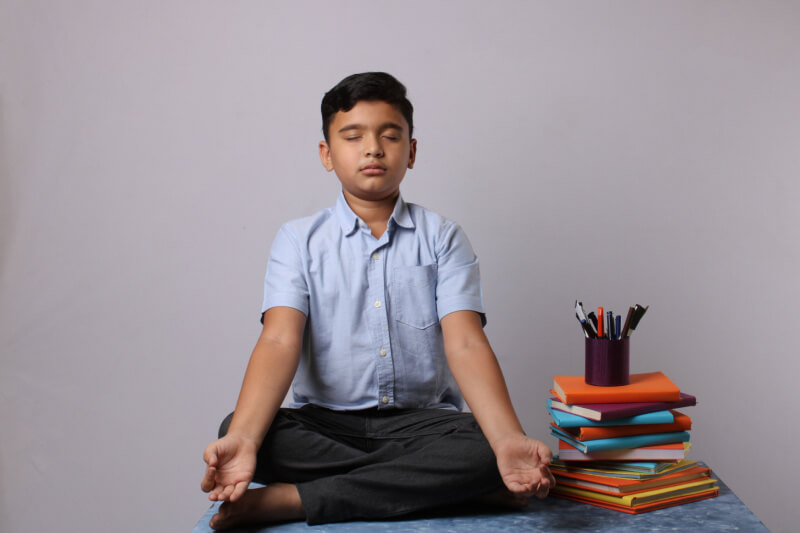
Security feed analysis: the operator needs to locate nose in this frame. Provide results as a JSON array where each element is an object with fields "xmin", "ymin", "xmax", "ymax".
[{"xmin": 364, "ymin": 135, "xmax": 384, "ymax": 157}]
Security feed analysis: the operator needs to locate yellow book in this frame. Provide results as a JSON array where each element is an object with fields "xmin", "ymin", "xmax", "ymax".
[{"xmin": 552, "ymin": 478, "xmax": 719, "ymax": 507}]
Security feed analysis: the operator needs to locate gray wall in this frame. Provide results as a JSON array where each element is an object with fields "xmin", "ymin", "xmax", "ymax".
[{"xmin": 1, "ymin": 1, "xmax": 797, "ymax": 532}]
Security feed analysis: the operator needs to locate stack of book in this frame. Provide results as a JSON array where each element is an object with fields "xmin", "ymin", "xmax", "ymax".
[{"xmin": 547, "ymin": 371, "xmax": 719, "ymax": 513}]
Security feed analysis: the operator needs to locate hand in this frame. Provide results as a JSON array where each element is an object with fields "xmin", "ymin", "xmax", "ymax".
[
  {"xmin": 493, "ymin": 434, "xmax": 556, "ymax": 500},
  {"xmin": 200, "ymin": 433, "xmax": 259, "ymax": 502}
]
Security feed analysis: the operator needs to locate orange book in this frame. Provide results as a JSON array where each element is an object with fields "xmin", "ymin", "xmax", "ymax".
[
  {"xmin": 553, "ymin": 465, "xmax": 712, "ymax": 495},
  {"xmin": 552, "ymin": 371, "xmax": 681, "ymax": 404},
  {"xmin": 557, "ymin": 440, "xmax": 688, "ymax": 461},
  {"xmin": 560, "ymin": 411, "xmax": 692, "ymax": 441}
]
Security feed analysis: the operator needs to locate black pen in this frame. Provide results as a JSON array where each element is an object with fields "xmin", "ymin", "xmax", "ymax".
[
  {"xmin": 577, "ymin": 301, "xmax": 597, "ymax": 338},
  {"xmin": 587, "ymin": 312, "xmax": 599, "ymax": 338}
]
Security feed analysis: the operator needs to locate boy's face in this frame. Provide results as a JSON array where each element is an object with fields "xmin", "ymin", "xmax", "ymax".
[{"xmin": 319, "ymin": 100, "xmax": 416, "ymax": 204}]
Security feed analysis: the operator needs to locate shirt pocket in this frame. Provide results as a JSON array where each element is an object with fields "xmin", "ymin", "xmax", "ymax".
[
  {"xmin": 392, "ymin": 265, "xmax": 442, "ymax": 359},
  {"xmin": 393, "ymin": 264, "xmax": 439, "ymax": 329}
]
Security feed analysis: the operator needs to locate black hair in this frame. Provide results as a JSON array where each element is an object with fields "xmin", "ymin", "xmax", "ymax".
[{"xmin": 321, "ymin": 72, "xmax": 414, "ymax": 142}]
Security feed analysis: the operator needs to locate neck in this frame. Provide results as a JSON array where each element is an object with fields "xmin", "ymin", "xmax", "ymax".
[{"xmin": 343, "ymin": 190, "xmax": 398, "ymax": 239}]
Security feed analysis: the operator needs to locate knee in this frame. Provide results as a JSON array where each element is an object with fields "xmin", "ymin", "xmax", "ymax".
[
  {"xmin": 459, "ymin": 421, "xmax": 503, "ymax": 483},
  {"xmin": 472, "ymin": 436, "xmax": 500, "ymax": 473},
  {"xmin": 218, "ymin": 412, "xmax": 234, "ymax": 438}
]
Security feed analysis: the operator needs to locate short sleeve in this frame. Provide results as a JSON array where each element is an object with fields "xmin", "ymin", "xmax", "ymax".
[
  {"xmin": 261, "ymin": 225, "xmax": 309, "ymax": 320},
  {"xmin": 435, "ymin": 222, "xmax": 486, "ymax": 326}
]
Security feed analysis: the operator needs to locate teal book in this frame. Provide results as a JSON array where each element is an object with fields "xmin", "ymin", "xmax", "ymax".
[
  {"xmin": 547, "ymin": 402, "xmax": 674, "ymax": 428},
  {"xmin": 550, "ymin": 427, "xmax": 691, "ymax": 453}
]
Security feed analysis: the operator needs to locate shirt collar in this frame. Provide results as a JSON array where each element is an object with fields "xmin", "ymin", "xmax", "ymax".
[{"xmin": 335, "ymin": 190, "xmax": 415, "ymax": 236}]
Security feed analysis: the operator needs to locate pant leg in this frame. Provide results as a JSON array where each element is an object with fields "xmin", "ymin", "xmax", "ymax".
[
  {"xmin": 297, "ymin": 408, "xmax": 505, "ymax": 524},
  {"xmin": 218, "ymin": 407, "xmax": 373, "ymax": 484},
  {"xmin": 218, "ymin": 407, "xmax": 505, "ymax": 525}
]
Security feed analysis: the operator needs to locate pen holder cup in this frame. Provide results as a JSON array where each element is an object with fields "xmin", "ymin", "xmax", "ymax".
[{"xmin": 585, "ymin": 337, "xmax": 630, "ymax": 386}]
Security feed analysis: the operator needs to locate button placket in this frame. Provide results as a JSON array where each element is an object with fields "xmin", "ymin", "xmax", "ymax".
[{"xmin": 368, "ymin": 243, "xmax": 393, "ymax": 408}]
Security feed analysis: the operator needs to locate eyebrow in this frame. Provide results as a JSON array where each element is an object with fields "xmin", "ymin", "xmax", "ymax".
[{"xmin": 337, "ymin": 122, "xmax": 405, "ymax": 134}]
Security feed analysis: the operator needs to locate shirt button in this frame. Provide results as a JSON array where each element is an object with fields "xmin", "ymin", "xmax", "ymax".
[
  {"xmin": 381, "ymin": 396, "xmax": 389, "ymax": 404},
  {"xmin": 379, "ymin": 348, "xmax": 387, "ymax": 357},
  {"xmin": 374, "ymin": 300, "xmax": 382, "ymax": 308},
  {"xmin": 371, "ymin": 252, "xmax": 380, "ymax": 260}
]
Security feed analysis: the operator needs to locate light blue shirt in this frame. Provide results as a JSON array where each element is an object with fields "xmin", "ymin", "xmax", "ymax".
[{"xmin": 262, "ymin": 192, "xmax": 485, "ymax": 411}]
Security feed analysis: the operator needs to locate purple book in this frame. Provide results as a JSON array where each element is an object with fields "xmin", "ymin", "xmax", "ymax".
[{"xmin": 548, "ymin": 392, "xmax": 697, "ymax": 422}]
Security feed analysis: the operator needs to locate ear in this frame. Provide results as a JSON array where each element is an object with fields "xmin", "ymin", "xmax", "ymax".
[
  {"xmin": 407, "ymin": 138, "xmax": 417, "ymax": 169},
  {"xmin": 319, "ymin": 141, "xmax": 334, "ymax": 172}
]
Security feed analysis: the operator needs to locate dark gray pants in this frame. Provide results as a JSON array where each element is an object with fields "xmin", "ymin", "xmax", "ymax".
[{"xmin": 218, "ymin": 405, "xmax": 504, "ymax": 524}]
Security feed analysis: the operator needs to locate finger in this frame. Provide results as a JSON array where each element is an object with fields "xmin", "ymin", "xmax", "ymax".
[
  {"xmin": 535, "ymin": 470, "xmax": 556, "ymax": 499},
  {"xmin": 507, "ymin": 480, "xmax": 533, "ymax": 494},
  {"xmin": 504, "ymin": 480, "xmax": 522, "ymax": 493},
  {"xmin": 208, "ymin": 482, "xmax": 226, "ymax": 501},
  {"xmin": 203, "ymin": 444, "xmax": 218, "ymax": 467},
  {"xmin": 538, "ymin": 445, "xmax": 553, "ymax": 464},
  {"xmin": 200, "ymin": 466, "xmax": 216, "ymax": 493},
  {"xmin": 229, "ymin": 480, "xmax": 249, "ymax": 502},
  {"xmin": 543, "ymin": 466, "xmax": 556, "ymax": 487},
  {"xmin": 219, "ymin": 483, "xmax": 237, "ymax": 502}
]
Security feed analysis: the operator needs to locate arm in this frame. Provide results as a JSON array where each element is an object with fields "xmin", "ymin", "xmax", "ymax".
[
  {"xmin": 441, "ymin": 310, "xmax": 555, "ymax": 499},
  {"xmin": 201, "ymin": 306, "xmax": 306, "ymax": 502}
]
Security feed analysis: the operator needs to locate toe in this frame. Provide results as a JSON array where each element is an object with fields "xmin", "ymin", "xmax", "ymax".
[{"xmin": 209, "ymin": 503, "xmax": 231, "ymax": 530}]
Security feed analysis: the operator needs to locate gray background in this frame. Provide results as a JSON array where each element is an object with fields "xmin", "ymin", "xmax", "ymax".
[{"xmin": 1, "ymin": 1, "xmax": 797, "ymax": 532}]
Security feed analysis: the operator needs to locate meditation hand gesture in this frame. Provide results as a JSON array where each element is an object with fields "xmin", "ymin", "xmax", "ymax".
[
  {"xmin": 201, "ymin": 433, "xmax": 259, "ymax": 502},
  {"xmin": 494, "ymin": 434, "xmax": 556, "ymax": 500}
]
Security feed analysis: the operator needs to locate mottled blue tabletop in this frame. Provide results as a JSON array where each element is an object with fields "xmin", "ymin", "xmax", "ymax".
[{"xmin": 192, "ymin": 467, "xmax": 767, "ymax": 532}]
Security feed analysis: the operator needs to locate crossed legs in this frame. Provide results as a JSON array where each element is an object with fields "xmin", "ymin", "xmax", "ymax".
[{"xmin": 210, "ymin": 405, "xmax": 505, "ymax": 528}]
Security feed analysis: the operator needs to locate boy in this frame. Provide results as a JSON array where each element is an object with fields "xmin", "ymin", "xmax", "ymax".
[{"xmin": 200, "ymin": 72, "xmax": 554, "ymax": 529}]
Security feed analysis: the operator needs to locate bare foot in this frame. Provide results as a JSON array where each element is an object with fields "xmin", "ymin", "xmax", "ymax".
[{"xmin": 209, "ymin": 483, "xmax": 306, "ymax": 530}]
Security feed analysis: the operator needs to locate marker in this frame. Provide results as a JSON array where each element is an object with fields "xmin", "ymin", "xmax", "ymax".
[
  {"xmin": 607, "ymin": 310, "xmax": 614, "ymax": 340},
  {"xmin": 615, "ymin": 315, "xmax": 622, "ymax": 340}
]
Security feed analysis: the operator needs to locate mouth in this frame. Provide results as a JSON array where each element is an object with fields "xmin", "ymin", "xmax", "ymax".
[{"xmin": 360, "ymin": 164, "xmax": 386, "ymax": 176}]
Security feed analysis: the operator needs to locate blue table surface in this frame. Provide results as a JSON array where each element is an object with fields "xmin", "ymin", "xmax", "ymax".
[{"xmin": 192, "ymin": 465, "xmax": 768, "ymax": 532}]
